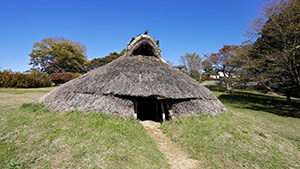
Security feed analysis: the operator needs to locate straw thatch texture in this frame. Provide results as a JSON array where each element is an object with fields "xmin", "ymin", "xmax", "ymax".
[
  {"xmin": 39, "ymin": 91, "xmax": 134, "ymax": 117},
  {"xmin": 71, "ymin": 55, "xmax": 218, "ymax": 99},
  {"xmin": 39, "ymin": 34, "xmax": 226, "ymax": 118},
  {"xmin": 170, "ymin": 99, "xmax": 226, "ymax": 117}
]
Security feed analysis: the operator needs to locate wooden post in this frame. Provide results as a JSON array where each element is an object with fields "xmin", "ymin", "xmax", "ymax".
[
  {"xmin": 160, "ymin": 101, "xmax": 165, "ymax": 122},
  {"xmin": 134, "ymin": 100, "xmax": 138, "ymax": 119},
  {"xmin": 156, "ymin": 101, "xmax": 159, "ymax": 121}
]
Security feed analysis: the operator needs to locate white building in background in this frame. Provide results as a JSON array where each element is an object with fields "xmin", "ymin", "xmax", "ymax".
[
  {"xmin": 210, "ymin": 72, "xmax": 227, "ymax": 79},
  {"xmin": 210, "ymin": 72, "xmax": 237, "ymax": 79}
]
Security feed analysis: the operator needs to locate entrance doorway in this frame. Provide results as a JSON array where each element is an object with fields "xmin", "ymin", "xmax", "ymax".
[{"xmin": 135, "ymin": 97, "xmax": 169, "ymax": 122}]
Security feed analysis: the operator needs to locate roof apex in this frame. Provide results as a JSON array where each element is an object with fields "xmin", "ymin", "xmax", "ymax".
[{"xmin": 125, "ymin": 34, "xmax": 161, "ymax": 58}]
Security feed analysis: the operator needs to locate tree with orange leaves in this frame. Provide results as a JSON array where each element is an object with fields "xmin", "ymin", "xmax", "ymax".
[
  {"xmin": 180, "ymin": 52, "xmax": 202, "ymax": 81},
  {"xmin": 204, "ymin": 45, "xmax": 243, "ymax": 93}
]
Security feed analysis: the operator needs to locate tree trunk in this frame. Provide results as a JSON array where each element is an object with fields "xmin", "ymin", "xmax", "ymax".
[
  {"xmin": 199, "ymin": 73, "xmax": 202, "ymax": 82},
  {"xmin": 225, "ymin": 72, "xmax": 233, "ymax": 94},
  {"xmin": 286, "ymin": 92, "xmax": 292, "ymax": 102},
  {"xmin": 290, "ymin": 49, "xmax": 300, "ymax": 90},
  {"xmin": 286, "ymin": 95, "xmax": 292, "ymax": 102},
  {"xmin": 226, "ymin": 81, "xmax": 232, "ymax": 94}
]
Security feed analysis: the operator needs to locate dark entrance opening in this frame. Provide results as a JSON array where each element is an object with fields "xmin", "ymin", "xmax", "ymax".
[
  {"xmin": 132, "ymin": 42, "xmax": 155, "ymax": 56},
  {"xmin": 135, "ymin": 97, "xmax": 169, "ymax": 122}
]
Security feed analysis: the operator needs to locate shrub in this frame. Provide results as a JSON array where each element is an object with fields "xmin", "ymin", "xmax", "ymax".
[
  {"xmin": 0, "ymin": 69, "xmax": 51, "ymax": 88},
  {"xmin": 29, "ymin": 70, "xmax": 52, "ymax": 87},
  {"xmin": 71, "ymin": 73, "xmax": 82, "ymax": 79},
  {"xmin": 50, "ymin": 72, "xmax": 81, "ymax": 85},
  {"xmin": 203, "ymin": 77, "xmax": 222, "ymax": 81},
  {"xmin": 0, "ymin": 69, "xmax": 12, "ymax": 87}
]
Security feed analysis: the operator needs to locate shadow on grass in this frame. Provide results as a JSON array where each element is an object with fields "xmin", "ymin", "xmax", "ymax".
[{"xmin": 218, "ymin": 91, "xmax": 300, "ymax": 118}]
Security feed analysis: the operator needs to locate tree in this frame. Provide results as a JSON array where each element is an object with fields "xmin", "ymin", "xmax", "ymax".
[
  {"xmin": 88, "ymin": 49, "xmax": 126, "ymax": 70},
  {"xmin": 0, "ymin": 69, "xmax": 51, "ymax": 88},
  {"xmin": 29, "ymin": 37, "xmax": 89, "ymax": 74},
  {"xmin": 189, "ymin": 70, "xmax": 201, "ymax": 81},
  {"xmin": 180, "ymin": 52, "xmax": 202, "ymax": 81},
  {"xmin": 232, "ymin": 44, "xmax": 254, "ymax": 89},
  {"xmin": 246, "ymin": 0, "xmax": 300, "ymax": 101},
  {"xmin": 204, "ymin": 45, "xmax": 242, "ymax": 93},
  {"xmin": 202, "ymin": 60, "xmax": 213, "ymax": 74}
]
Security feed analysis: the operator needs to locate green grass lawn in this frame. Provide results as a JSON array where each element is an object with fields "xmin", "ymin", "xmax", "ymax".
[
  {"xmin": 0, "ymin": 88, "xmax": 169, "ymax": 169},
  {"xmin": 1, "ymin": 87, "xmax": 300, "ymax": 168},
  {"xmin": 161, "ymin": 90, "xmax": 300, "ymax": 168}
]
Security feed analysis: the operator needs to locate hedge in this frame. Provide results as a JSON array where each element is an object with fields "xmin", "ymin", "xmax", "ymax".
[
  {"xmin": 50, "ymin": 72, "xmax": 81, "ymax": 86},
  {"xmin": 0, "ymin": 70, "xmax": 51, "ymax": 88}
]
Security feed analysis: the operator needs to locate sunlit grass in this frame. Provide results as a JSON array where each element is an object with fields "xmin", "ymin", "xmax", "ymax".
[
  {"xmin": 0, "ymin": 88, "xmax": 169, "ymax": 168},
  {"xmin": 1, "ymin": 87, "xmax": 299, "ymax": 168},
  {"xmin": 161, "ymin": 90, "xmax": 300, "ymax": 168}
]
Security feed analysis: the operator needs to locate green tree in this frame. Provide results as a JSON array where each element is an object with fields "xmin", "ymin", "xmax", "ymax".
[
  {"xmin": 29, "ymin": 37, "xmax": 89, "ymax": 74},
  {"xmin": 88, "ymin": 49, "xmax": 126, "ymax": 70},
  {"xmin": 202, "ymin": 60, "xmax": 213, "ymax": 76},
  {"xmin": 180, "ymin": 52, "xmax": 202, "ymax": 81},
  {"xmin": 246, "ymin": 0, "xmax": 300, "ymax": 101},
  {"xmin": 189, "ymin": 70, "xmax": 201, "ymax": 81}
]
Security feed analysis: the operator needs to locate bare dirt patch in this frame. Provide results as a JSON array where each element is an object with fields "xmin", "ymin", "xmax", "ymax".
[{"xmin": 141, "ymin": 120, "xmax": 200, "ymax": 169}]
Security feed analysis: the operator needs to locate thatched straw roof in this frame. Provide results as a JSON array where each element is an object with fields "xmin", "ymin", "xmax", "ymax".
[{"xmin": 39, "ymin": 34, "xmax": 226, "ymax": 118}]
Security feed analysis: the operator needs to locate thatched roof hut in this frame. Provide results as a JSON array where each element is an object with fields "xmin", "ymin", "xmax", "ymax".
[{"xmin": 39, "ymin": 34, "xmax": 226, "ymax": 121}]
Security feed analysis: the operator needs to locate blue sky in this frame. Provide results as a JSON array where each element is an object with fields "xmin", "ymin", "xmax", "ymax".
[{"xmin": 0, "ymin": 0, "xmax": 266, "ymax": 72}]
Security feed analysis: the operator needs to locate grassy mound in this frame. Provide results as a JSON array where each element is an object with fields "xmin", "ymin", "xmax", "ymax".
[
  {"xmin": 161, "ymin": 91, "xmax": 300, "ymax": 168},
  {"xmin": 0, "ymin": 103, "xmax": 169, "ymax": 168},
  {"xmin": 1, "ymin": 87, "xmax": 299, "ymax": 168}
]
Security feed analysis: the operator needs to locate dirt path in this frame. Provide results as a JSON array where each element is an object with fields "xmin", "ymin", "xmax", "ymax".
[{"xmin": 141, "ymin": 120, "xmax": 200, "ymax": 169}]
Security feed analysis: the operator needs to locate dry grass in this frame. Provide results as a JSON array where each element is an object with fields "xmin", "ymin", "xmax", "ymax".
[{"xmin": 0, "ymin": 87, "xmax": 55, "ymax": 113}]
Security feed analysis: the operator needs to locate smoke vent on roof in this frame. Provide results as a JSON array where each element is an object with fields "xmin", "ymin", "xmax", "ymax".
[
  {"xmin": 126, "ymin": 34, "xmax": 161, "ymax": 58},
  {"xmin": 132, "ymin": 42, "xmax": 156, "ymax": 56}
]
